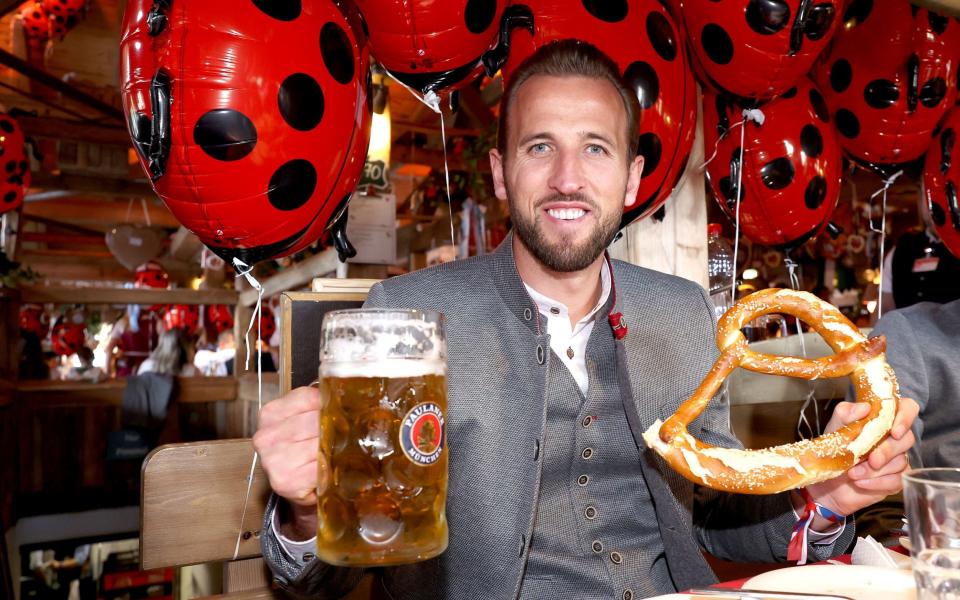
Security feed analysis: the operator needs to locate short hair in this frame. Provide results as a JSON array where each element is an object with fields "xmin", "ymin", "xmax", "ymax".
[{"xmin": 497, "ymin": 39, "xmax": 640, "ymax": 162}]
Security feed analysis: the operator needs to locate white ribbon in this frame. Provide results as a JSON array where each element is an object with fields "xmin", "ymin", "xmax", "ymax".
[
  {"xmin": 868, "ymin": 170, "xmax": 902, "ymax": 321},
  {"xmin": 729, "ymin": 109, "xmax": 764, "ymax": 308},
  {"xmin": 231, "ymin": 256, "xmax": 264, "ymax": 560}
]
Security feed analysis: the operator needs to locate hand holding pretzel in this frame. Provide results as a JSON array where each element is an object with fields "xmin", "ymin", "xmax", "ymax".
[{"xmin": 642, "ymin": 288, "xmax": 903, "ymax": 494}]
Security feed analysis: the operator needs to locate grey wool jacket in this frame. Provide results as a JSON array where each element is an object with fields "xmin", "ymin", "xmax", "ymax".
[{"xmin": 262, "ymin": 234, "xmax": 853, "ymax": 599}]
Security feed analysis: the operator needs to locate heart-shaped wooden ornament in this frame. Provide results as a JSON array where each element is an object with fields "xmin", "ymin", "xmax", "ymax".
[{"xmin": 106, "ymin": 224, "xmax": 164, "ymax": 270}]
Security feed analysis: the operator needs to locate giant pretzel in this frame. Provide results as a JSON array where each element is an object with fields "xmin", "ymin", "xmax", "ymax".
[{"xmin": 642, "ymin": 288, "xmax": 900, "ymax": 494}]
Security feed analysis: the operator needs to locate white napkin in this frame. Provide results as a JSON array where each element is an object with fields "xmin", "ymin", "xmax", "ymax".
[{"xmin": 851, "ymin": 535, "xmax": 912, "ymax": 569}]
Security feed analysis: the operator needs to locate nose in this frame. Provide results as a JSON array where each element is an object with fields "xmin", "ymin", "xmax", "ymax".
[{"xmin": 546, "ymin": 149, "xmax": 585, "ymax": 196}]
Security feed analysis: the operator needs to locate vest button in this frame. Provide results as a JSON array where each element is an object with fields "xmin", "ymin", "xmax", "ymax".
[
  {"xmin": 581, "ymin": 447, "xmax": 593, "ymax": 460},
  {"xmin": 536, "ymin": 345, "xmax": 545, "ymax": 364},
  {"xmin": 584, "ymin": 505, "xmax": 597, "ymax": 520},
  {"xmin": 610, "ymin": 551, "xmax": 622, "ymax": 565},
  {"xmin": 592, "ymin": 540, "xmax": 603, "ymax": 553},
  {"xmin": 623, "ymin": 589, "xmax": 633, "ymax": 600},
  {"xmin": 523, "ymin": 308, "xmax": 532, "ymax": 320},
  {"xmin": 582, "ymin": 415, "xmax": 592, "ymax": 428},
  {"xmin": 577, "ymin": 474, "xmax": 589, "ymax": 486}
]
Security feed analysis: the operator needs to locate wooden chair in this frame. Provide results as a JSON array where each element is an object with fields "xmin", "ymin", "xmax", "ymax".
[{"xmin": 140, "ymin": 281, "xmax": 377, "ymax": 598}]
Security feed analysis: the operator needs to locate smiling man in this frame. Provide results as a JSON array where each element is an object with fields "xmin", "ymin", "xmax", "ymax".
[{"xmin": 255, "ymin": 40, "xmax": 917, "ymax": 599}]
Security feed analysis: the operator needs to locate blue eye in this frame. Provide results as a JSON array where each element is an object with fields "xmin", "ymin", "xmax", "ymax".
[
  {"xmin": 586, "ymin": 144, "xmax": 607, "ymax": 155},
  {"xmin": 530, "ymin": 143, "xmax": 549, "ymax": 154}
]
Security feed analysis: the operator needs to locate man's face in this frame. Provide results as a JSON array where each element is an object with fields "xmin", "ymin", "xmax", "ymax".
[{"xmin": 490, "ymin": 75, "xmax": 643, "ymax": 272}]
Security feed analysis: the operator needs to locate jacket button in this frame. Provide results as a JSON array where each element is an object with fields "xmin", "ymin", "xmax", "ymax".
[
  {"xmin": 623, "ymin": 590, "xmax": 633, "ymax": 600},
  {"xmin": 577, "ymin": 474, "xmax": 589, "ymax": 486},
  {"xmin": 523, "ymin": 308, "xmax": 532, "ymax": 320},
  {"xmin": 582, "ymin": 415, "xmax": 592, "ymax": 427},
  {"xmin": 584, "ymin": 505, "xmax": 597, "ymax": 520},
  {"xmin": 592, "ymin": 540, "xmax": 603, "ymax": 553},
  {"xmin": 536, "ymin": 345, "xmax": 545, "ymax": 364},
  {"xmin": 581, "ymin": 447, "xmax": 593, "ymax": 460},
  {"xmin": 610, "ymin": 551, "xmax": 622, "ymax": 564}
]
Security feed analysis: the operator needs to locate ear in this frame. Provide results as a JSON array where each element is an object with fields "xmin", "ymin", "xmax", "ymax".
[
  {"xmin": 490, "ymin": 148, "xmax": 508, "ymax": 201},
  {"xmin": 624, "ymin": 154, "xmax": 644, "ymax": 207}
]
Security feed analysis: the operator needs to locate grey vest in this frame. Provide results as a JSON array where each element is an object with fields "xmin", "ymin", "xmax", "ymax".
[{"xmin": 521, "ymin": 309, "xmax": 670, "ymax": 600}]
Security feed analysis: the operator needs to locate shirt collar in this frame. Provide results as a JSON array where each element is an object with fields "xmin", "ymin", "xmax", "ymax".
[{"xmin": 523, "ymin": 259, "xmax": 612, "ymax": 330}]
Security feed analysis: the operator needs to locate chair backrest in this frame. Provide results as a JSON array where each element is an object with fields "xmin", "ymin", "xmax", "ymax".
[{"xmin": 140, "ymin": 438, "xmax": 268, "ymax": 570}]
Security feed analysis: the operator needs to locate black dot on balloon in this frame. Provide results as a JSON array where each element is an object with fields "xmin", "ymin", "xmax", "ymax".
[
  {"xmin": 842, "ymin": 0, "xmax": 872, "ymax": 28},
  {"xmin": 636, "ymin": 132, "xmax": 662, "ymax": 177},
  {"xmin": 760, "ymin": 157, "xmax": 795, "ymax": 190},
  {"xmin": 864, "ymin": 78, "xmax": 899, "ymax": 109},
  {"xmin": 268, "ymin": 159, "xmax": 317, "ymax": 211},
  {"xmin": 929, "ymin": 197, "xmax": 947, "ymax": 226},
  {"xmin": 464, "ymin": 0, "xmax": 496, "ymax": 34},
  {"xmin": 3, "ymin": 191, "xmax": 16, "ymax": 203},
  {"xmin": 800, "ymin": 124, "xmax": 824, "ymax": 158},
  {"xmin": 809, "ymin": 87, "xmax": 830, "ymax": 122},
  {"xmin": 581, "ymin": 0, "xmax": 628, "ymax": 22},
  {"xmin": 835, "ymin": 108, "xmax": 860, "ymax": 138},
  {"xmin": 623, "ymin": 61, "xmax": 659, "ymax": 109},
  {"xmin": 920, "ymin": 77, "xmax": 947, "ymax": 108},
  {"xmin": 929, "ymin": 11, "xmax": 949, "ymax": 35},
  {"xmin": 701, "ymin": 24, "xmax": 734, "ymax": 65},
  {"xmin": 718, "ymin": 176, "xmax": 744, "ymax": 207},
  {"xmin": 320, "ymin": 22, "xmax": 354, "ymax": 85},
  {"xmin": 781, "ymin": 86, "xmax": 798, "ymax": 99},
  {"xmin": 251, "ymin": 0, "xmax": 301, "ymax": 21},
  {"xmin": 646, "ymin": 11, "xmax": 677, "ymax": 61},
  {"xmin": 278, "ymin": 73, "xmax": 324, "ymax": 131},
  {"xmin": 804, "ymin": 176, "xmax": 828, "ymax": 209},
  {"xmin": 194, "ymin": 109, "xmax": 258, "ymax": 161},
  {"xmin": 5, "ymin": 160, "xmax": 15, "ymax": 173},
  {"xmin": 830, "ymin": 59, "xmax": 852, "ymax": 93},
  {"xmin": 0, "ymin": 120, "xmax": 13, "ymax": 133},
  {"xmin": 804, "ymin": 3, "xmax": 835, "ymax": 40},
  {"xmin": 19, "ymin": 160, "xmax": 27, "ymax": 173},
  {"xmin": 746, "ymin": 0, "xmax": 790, "ymax": 35}
]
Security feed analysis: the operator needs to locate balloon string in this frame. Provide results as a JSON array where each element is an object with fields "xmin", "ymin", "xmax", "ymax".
[
  {"xmin": 125, "ymin": 198, "xmax": 134, "ymax": 224},
  {"xmin": 231, "ymin": 257, "xmax": 264, "ymax": 561},
  {"xmin": 383, "ymin": 71, "xmax": 457, "ymax": 248},
  {"xmin": 727, "ymin": 109, "xmax": 764, "ymax": 309},
  {"xmin": 868, "ymin": 170, "xmax": 901, "ymax": 321},
  {"xmin": 785, "ymin": 256, "xmax": 820, "ymax": 438},
  {"xmin": 140, "ymin": 198, "xmax": 152, "ymax": 227}
]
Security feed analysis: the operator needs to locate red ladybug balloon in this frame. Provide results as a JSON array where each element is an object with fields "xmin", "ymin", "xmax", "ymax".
[
  {"xmin": 680, "ymin": 0, "xmax": 841, "ymax": 100},
  {"xmin": 19, "ymin": 304, "xmax": 46, "ymax": 336},
  {"xmin": 0, "ymin": 113, "xmax": 31, "ymax": 215},
  {"xmin": 43, "ymin": 0, "xmax": 86, "ymax": 38},
  {"xmin": 501, "ymin": 0, "xmax": 697, "ymax": 226},
  {"xmin": 163, "ymin": 304, "xmax": 200, "ymax": 335},
  {"xmin": 923, "ymin": 107, "xmax": 960, "ymax": 259},
  {"xmin": 134, "ymin": 260, "xmax": 168, "ymax": 289},
  {"xmin": 206, "ymin": 304, "xmax": 234, "ymax": 334},
  {"xmin": 18, "ymin": 1, "xmax": 50, "ymax": 41},
  {"xmin": 354, "ymin": 0, "xmax": 507, "ymax": 95},
  {"xmin": 120, "ymin": 0, "xmax": 371, "ymax": 264},
  {"xmin": 811, "ymin": 1, "xmax": 960, "ymax": 170},
  {"xmin": 51, "ymin": 322, "xmax": 86, "ymax": 356},
  {"xmin": 703, "ymin": 79, "xmax": 842, "ymax": 248}
]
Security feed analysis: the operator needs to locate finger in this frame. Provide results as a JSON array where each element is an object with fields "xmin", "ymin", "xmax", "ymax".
[
  {"xmin": 254, "ymin": 410, "xmax": 320, "ymax": 450},
  {"xmin": 864, "ymin": 430, "xmax": 915, "ymax": 470},
  {"xmin": 847, "ymin": 471, "xmax": 906, "ymax": 493},
  {"xmin": 890, "ymin": 396, "xmax": 920, "ymax": 439},
  {"xmin": 258, "ymin": 387, "xmax": 321, "ymax": 427},
  {"xmin": 850, "ymin": 453, "xmax": 908, "ymax": 480},
  {"xmin": 826, "ymin": 401, "xmax": 870, "ymax": 432}
]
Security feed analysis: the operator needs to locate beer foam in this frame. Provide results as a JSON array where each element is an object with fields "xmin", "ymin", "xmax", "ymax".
[
  {"xmin": 321, "ymin": 310, "xmax": 446, "ymax": 370},
  {"xmin": 321, "ymin": 358, "xmax": 445, "ymax": 378}
]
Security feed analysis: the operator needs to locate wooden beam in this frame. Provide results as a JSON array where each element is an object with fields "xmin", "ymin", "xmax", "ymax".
[
  {"xmin": 16, "ymin": 377, "xmax": 238, "ymax": 408},
  {"xmin": 0, "ymin": 0, "xmax": 22, "ymax": 18},
  {"xmin": 23, "ymin": 197, "xmax": 180, "ymax": 229},
  {"xmin": 19, "ymin": 255, "xmax": 200, "ymax": 285},
  {"xmin": 392, "ymin": 120, "xmax": 480, "ymax": 138},
  {"xmin": 22, "ymin": 214, "xmax": 108, "ymax": 236},
  {"xmin": 0, "ymin": 49, "xmax": 124, "ymax": 121},
  {"xmin": 29, "ymin": 172, "xmax": 155, "ymax": 198},
  {"xmin": 17, "ymin": 116, "xmax": 132, "ymax": 146},
  {"xmin": 458, "ymin": 86, "xmax": 495, "ymax": 128},
  {"xmin": 391, "ymin": 144, "xmax": 487, "ymax": 172},
  {"xmin": 238, "ymin": 247, "xmax": 339, "ymax": 306},
  {"xmin": 20, "ymin": 286, "xmax": 238, "ymax": 306},
  {"xmin": 22, "ymin": 232, "xmax": 106, "ymax": 245}
]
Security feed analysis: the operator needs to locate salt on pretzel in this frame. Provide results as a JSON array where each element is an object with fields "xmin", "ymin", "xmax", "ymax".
[{"xmin": 642, "ymin": 288, "xmax": 900, "ymax": 494}]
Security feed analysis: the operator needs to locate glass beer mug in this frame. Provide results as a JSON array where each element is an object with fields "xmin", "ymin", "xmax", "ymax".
[{"xmin": 317, "ymin": 309, "xmax": 449, "ymax": 566}]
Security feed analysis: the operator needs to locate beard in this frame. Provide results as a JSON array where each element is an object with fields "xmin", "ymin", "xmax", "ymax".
[{"xmin": 510, "ymin": 189, "xmax": 622, "ymax": 273}]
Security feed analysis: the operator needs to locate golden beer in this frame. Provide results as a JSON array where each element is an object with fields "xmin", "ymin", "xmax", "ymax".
[{"xmin": 317, "ymin": 310, "xmax": 448, "ymax": 566}]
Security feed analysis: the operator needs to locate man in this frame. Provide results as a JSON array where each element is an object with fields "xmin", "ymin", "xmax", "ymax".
[{"xmin": 254, "ymin": 41, "xmax": 917, "ymax": 599}]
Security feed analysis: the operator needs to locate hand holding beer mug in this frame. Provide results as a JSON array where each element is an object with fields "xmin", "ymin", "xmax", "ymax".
[{"xmin": 317, "ymin": 309, "xmax": 448, "ymax": 566}]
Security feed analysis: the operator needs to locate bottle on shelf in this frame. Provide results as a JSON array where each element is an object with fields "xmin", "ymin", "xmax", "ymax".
[{"xmin": 707, "ymin": 223, "xmax": 735, "ymax": 321}]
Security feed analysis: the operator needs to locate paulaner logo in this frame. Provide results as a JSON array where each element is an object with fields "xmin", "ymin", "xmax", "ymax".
[{"xmin": 399, "ymin": 402, "xmax": 445, "ymax": 466}]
